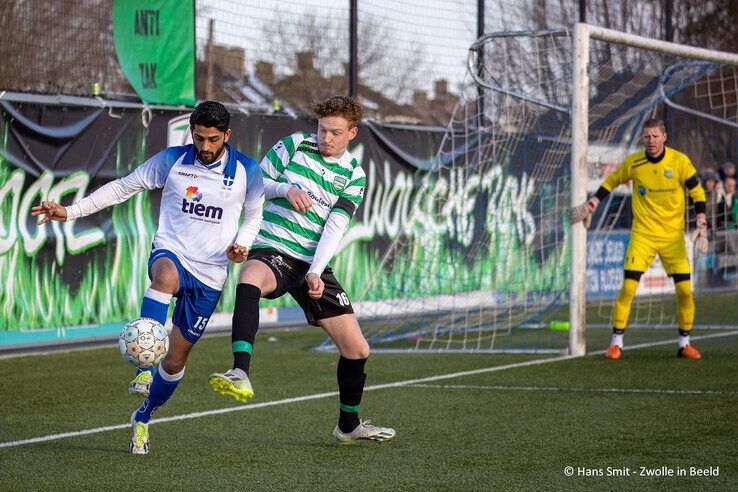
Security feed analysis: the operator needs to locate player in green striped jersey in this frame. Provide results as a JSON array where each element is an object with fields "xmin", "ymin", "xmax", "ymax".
[{"xmin": 209, "ymin": 96, "xmax": 395, "ymax": 443}]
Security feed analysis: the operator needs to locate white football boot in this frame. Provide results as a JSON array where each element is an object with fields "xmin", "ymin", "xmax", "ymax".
[{"xmin": 333, "ymin": 420, "xmax": 396, "ymax": 444}]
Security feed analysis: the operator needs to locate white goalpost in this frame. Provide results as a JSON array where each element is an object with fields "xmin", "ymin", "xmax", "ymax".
[
  {"xmin": 569, "ymin": 24, "xmax": 738, "ymax": 356},
  {"xmin": 316, "ymin": 24, "xmax": 738, "ymax": 355}
]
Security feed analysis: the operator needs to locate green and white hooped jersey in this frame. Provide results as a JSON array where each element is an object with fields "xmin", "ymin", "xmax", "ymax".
[{"xmin": 254, "ymin": 132, "xmax": 365, "ymax": 263}]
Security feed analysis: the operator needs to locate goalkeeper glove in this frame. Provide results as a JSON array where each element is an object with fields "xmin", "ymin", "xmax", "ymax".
[
  {"xmin": 569, "ymin": 197, "xmax": 600, "ymax": 228},
  {"xmin": 690, "ymin": 213, "xmax": 709, "ymax": 254}
]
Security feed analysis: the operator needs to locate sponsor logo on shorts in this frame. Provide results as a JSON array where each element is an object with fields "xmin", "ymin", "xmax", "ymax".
[
  {"xmin": 638, "ymin": 186, "xmax": 646, "ymax": 196},
  {"xmin": 269, "ymin": 254, "xmax": 292, "ymax": 271}
]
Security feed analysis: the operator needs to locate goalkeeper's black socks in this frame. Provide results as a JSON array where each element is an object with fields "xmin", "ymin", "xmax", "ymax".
[
  {"xmin": 337, "ymin": 356, "xmax": 368, "ymax": 433},
  {"xmin": 232, "ymin": 283, "xmax": 261, "ymax": 375}
]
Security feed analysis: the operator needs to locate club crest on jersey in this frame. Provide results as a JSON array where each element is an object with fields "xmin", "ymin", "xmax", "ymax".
[
  {"xmin": 638, "ymin": 185, "xmax": 647, "ymax": 196},
  {"xmin": 664, "ymin": 169, "xmax": 673, "ymax": 178},
  {"xmin": 223, "ymin": 175, "xmax": 234, "ymax": 188},
  {"xmin": 333, "ymin": 176, "xmax": 347, "ymax": 191}
]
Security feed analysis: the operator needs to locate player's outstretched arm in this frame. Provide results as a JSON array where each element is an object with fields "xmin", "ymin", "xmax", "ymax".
[
  {"xmin": 31, "ymin": 201, "xmax": 68, "ymax": 224},
  {"xmin": 569, "ymin": 184, "xmax": 614, "ymax": 227},
  {"xmin": 33, "ymin": 150, "xmax": 168, "ymax": 224},
  {"xmin": 569, "ymin": 197, "xmax": 600, "ymax": 227}
]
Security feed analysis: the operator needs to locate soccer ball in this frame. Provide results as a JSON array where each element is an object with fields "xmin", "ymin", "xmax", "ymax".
[{"xmin": 118, "ymin": 317, "xmax": 169, "ymax": 368}]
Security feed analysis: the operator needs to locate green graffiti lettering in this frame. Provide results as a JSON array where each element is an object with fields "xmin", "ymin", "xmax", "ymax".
[
  {"xmin": 52, "ymin": 172, "xmax": 105, "ymax": 261},
  {"xmin": 18, "ymin": 172, "xmax": 53, "ymax": 256},
  {"xmin": 0, "ymin": 170, "xmax": 103, "ymax": 264},
  {"xmin": 0, "ymin": 169, "xmax": 24, "ymax": 254}
]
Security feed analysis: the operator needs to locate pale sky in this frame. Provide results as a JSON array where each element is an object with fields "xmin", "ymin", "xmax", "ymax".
[{"xmin": 195, "ymin": 0, "xmax": 524, "ymax": 101}]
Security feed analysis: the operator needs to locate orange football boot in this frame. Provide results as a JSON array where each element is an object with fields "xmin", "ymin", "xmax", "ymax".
[
  {"xmin": 604, "ymin": 345, "xmax": 622, "ymax": 359},
  {"xmin": 677, "ymin": 344, "xmax": 702, "ymax": 359}
]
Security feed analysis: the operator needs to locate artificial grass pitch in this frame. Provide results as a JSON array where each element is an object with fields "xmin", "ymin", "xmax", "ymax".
[{"xmin": 0, "ymin": 326, "xmax": 736, "ymax": 489}]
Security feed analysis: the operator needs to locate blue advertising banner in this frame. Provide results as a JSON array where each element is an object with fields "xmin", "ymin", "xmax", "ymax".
[{"xmin": 586, "ymin": 231, "xmax": 629, "ymax": 300}]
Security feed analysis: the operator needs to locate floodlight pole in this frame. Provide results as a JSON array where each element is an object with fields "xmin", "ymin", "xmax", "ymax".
[
  {"xmin": 569, "ymin": 22, "xmax": 589, "ymax": 357},
  {"xmin": 349, "ymin": 0, "xmax": 358, "ymax": 98},
  {"xmin": 477, "ymin": 0, "xmax": 485, "ymax": 124}
]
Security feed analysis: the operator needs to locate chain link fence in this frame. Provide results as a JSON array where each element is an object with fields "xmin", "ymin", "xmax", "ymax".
[{"xmin": 0, "ymin": 1, "xmax": 734, "ymax": 125}]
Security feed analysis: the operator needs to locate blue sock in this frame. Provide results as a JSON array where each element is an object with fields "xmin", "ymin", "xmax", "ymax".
[
  {"xmin": 134, "ymin": 365, "xmax": 183, "ymax": 424},
  {"xmin": 140, "ymin": 293, "xmax": 170, "ymax": 326},
  {"xmin": 137, "ymin": 288, "xmax": 172, "ymax": 378}
]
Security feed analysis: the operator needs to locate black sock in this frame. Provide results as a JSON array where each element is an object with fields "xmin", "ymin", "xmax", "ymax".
[
  {"xmin": 232, "ymin": 283, "xmax": 261, "ymax": 375},
  {"xmin": 613, "ymin": 328, "xmax": 625, "ymax": 335},
  {"xmin": 337, "ymin": 356, "xmax": 367, "ymax": 433}
]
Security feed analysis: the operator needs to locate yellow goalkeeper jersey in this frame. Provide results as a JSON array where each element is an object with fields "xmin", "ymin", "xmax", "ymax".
[{"xmin": 601, "ymin": 147, "xmax": 705, "ymax": 239}]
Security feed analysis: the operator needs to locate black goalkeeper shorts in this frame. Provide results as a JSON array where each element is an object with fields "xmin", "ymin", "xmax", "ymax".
[{"xmin": 247, "ymin": 248, "xmax": 354, "ymax": 326}]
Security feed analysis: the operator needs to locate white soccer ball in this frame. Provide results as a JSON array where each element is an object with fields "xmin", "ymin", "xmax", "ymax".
[{"xmin": 118, "ymin": 317, "xmax": 169, "ymax": 368}]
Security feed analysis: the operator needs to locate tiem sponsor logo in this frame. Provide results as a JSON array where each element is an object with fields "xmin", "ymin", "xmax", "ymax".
[{"xmin": 181, "ymin": 186, "xmax": 223, "ymax": 219}]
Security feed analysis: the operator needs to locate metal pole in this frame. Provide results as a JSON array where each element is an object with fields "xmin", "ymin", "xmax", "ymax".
[
  {"xmin": 192, "ymin": 0, "xmax": 197, "ymax": 104},
  {"xmin": 664, "ymin": 0, "xmax": 673, "ymax": 124},
  {"xmin": 569, "ymin": 22, "xmax": 589, "ymax": 357},
  {"xmin": 579, "ymin": 0, "xmax": 586, "ymax": 23},
  {"xmin": 349, "ymin": 0, "xmax": 358, "ymax": 98},
  {"xmin": 477, "ymin": 0, "xmax": 485, "ymax": 125}
]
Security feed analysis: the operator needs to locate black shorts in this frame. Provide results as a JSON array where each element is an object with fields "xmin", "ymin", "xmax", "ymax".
[{"xmin": 247, "ymin": 248, "xmax": 354, "ymax": 326}]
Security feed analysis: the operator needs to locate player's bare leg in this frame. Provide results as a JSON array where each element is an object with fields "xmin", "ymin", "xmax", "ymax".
[
  {"xmin": 130, "ymin": 326, "xmax": 194, "ymax": 454},
  {"xmin": 320, "ymin": 314, "xmax": 395, "ymax": 443},
  {"xmin": 209, "ymin": 260, "xmax": 277, "ymax": 401}
]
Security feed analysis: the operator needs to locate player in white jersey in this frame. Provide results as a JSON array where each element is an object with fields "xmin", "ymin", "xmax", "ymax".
[
  {"xmin": 31, "ymin": 101, "xmax": 264, "ymax": 454},
  {"xmin": 209, "ymin": 96, "xmax": 395, "ymax": 443}
]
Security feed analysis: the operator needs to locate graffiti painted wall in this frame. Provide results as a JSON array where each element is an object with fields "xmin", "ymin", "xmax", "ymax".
[{"xmin": 0, "ymin": 102, "xmax": 445, "ymax": 334}]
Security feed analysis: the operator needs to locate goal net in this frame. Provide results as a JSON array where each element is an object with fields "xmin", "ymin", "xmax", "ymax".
[{"xmin": 318, "ymin": 24, "xmax": 738, "ymax": 354}]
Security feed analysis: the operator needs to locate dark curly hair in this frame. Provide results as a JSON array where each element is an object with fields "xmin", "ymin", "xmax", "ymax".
[
  {"xmin": 313, "ymin": 96, "xmax": 365, "ymax": 128},
  {"xmin": 189, "ymin": 101, "xmax": 230, "ymax": 132}
]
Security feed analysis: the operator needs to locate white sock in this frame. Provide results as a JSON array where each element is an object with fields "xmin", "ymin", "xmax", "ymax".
[
  {"xmin": 159, "ymin": 363, "xmax": 185, "ymax": 382},
  {"xmin": 145, "ymin": 287, "xmax": 172, "ymax": 304},
  {"xmin": 610, "ymin": 332, "xmax": 624, "ymax": 348},
  {"xmin": 678, "ymin": 334, "xmax": 690, "ymax": 348}
]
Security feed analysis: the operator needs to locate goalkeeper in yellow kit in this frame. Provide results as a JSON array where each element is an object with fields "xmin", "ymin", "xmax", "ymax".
[{"xmin": 571, "ymin": 119, "xmax": 707, "ymax": 359}]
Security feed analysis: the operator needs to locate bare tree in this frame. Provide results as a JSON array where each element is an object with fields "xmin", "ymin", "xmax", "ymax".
[{"xmin": 265, "ymin": 11, "xmax": 426, "ymax": 103}]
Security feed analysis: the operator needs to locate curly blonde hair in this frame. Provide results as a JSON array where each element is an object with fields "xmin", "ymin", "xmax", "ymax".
[{"xmin": 313, "ymin": 96, "xmax": 365, "ymax": 127}]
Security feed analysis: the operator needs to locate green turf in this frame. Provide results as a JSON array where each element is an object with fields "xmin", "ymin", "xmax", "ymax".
[{"xmin": 0, "ymin": 326, "xmax": 736, "ymax": 490}]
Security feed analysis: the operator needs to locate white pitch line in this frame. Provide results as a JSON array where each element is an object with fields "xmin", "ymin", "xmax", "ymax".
[
  {"xmin": 409, "ymin": 384, "xmax": 736, "ymax": 396},
  {"xmin": 1, "ymin": 330, "xmax": 736, "ymax": 449}
]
